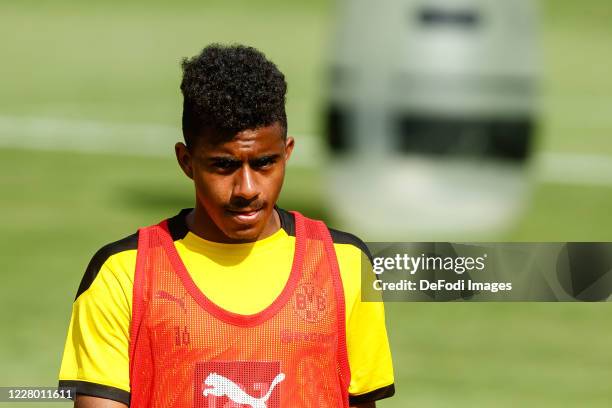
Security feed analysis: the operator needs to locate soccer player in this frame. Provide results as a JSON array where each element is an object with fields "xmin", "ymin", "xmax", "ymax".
[{"xmin": 58, "ymin": 44, "xmax": 394, "ymax": 408}]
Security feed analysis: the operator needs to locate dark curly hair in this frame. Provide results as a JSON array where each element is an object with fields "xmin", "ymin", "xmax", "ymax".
[{"xmin": 180, "ymin": 44, "xmax": 287, "ymax": 148}]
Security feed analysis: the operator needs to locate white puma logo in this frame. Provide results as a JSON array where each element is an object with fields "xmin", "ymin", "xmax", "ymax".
[{"xmin": 202, "ymin": 372, "xmax": 285, "ymax": 408}]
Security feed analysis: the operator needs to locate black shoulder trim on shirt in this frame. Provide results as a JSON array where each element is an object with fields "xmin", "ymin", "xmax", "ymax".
[
  {"xmin": 74, "ymin": 209, "xmax": 192, "ymax": 302},
  {"xmin": 276, "ymin": 207, "xmax": 372, "ymax": 263},
  {"xmin": 74, "ymin": 232, "xmax": 138, "ymax": 301},
  {"xmin": 328, "ymin": 227, "xmax": 373, "ymax": 264},
  {"xmin": 58, "ymin": 380, "xmax": 130, "ymax": 405},
  {"xmin": 167, "ymin": 208, "xmax": 191, "ymax": 241},
  {"xmin": 276, "ymin": 206, "xmax": 295, "ymax": 236},
  {"xmin": 349, "ymin": 383, "xmax": 395, "ymax": 405}
]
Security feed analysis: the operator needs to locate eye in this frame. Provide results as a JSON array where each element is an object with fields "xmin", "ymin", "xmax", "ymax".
[
  {"xmin": 211, "ymin": 158, "xmax": 240, "ymax": 171},
  {"xmin": 251, "ymin": 156, "xmax": 277, "ymax": 169}
]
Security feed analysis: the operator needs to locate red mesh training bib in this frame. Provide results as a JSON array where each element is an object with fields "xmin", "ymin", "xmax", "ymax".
[{"xmin": 128, "ymin": 211, "xmax": 350, "ymax": 407}]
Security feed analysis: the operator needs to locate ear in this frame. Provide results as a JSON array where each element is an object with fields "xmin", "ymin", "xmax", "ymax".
[
  {"xmin": 175, "ymin": 142, "xmax": 194, "ymax": 179},
  {"xmin": 284, "ymin": 136, "xmax": 295, "ymax": 163}
]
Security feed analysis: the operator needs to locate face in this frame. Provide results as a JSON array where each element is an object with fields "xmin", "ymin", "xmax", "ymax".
[{"xmin": 176, "ymin": 123, "xmax": 294, "ymax": 243}]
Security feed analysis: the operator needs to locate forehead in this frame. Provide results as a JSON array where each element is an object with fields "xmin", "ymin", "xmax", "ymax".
[{"xmin": 195, "ymin": 123, "xmax": 285, "ymax": 156}]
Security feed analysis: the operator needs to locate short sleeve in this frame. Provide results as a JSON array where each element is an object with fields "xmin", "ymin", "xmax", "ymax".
[
  {"xmin": 58, "ymin": 244, "xmax": 136, "ymax": 405},
  {"xmin": 333, "ymin": 239, "xmax": 396, "ymax": 405}
]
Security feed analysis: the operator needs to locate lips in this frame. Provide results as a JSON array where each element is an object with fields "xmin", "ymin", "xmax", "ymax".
[{"xmin": 226, "ymin": 208, "xmax": 263, "ymax": 224}]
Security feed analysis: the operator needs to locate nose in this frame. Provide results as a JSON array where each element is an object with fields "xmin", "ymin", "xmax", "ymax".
[{"xmin": 232, "ymin": 165, "xmax": 259, "ymax": 201}]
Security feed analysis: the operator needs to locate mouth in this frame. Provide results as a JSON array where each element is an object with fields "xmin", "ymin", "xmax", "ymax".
[{"xmin": 226, "ymin": 207, "xmax": 264, "ymax": 224}]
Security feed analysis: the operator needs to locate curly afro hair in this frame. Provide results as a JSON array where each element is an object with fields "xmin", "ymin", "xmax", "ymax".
[{"xmin": 180, "ymin": 44, "xmax": 287, "ymax": 148}]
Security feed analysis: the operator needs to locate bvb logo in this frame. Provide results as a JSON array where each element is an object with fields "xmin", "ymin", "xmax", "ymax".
[{"xmin": 293, "ymin": 283, "xmax": 327, "ymax": 322}]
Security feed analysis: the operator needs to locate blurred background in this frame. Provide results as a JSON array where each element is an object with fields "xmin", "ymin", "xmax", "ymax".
[{"xmin": 1, "ymin": 0, "xmax": 611, "ymax": 406}]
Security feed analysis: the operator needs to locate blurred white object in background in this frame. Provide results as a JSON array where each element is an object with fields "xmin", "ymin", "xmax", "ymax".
[{"xmin": 324, "ymin": 0, "xmax": 540, "ymax": 240}]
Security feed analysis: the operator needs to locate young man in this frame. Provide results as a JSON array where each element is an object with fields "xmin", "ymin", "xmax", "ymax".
[{"xmin": 58, "ymin": 44, "xmax": 394, "ymax": 407}]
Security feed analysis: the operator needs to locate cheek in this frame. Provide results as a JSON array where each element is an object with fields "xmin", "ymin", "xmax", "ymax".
[
  {"xmin": 193, "ymin": 172, "xmax": 231, "ymax": 206},
  {"xmin": 263, "ymin": 169, "xmax": 286, "ymax": 199}
]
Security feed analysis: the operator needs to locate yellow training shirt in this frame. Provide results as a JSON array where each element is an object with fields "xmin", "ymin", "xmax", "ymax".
[{"xmin": 58, "ymin": 208, "xmax": 394, "ymax": 405}]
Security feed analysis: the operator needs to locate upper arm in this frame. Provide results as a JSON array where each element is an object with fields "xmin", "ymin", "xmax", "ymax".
[
  {"xmin": 58, "ymin": 237, "xmax": 137, "ymax": 405},
  {"xmin": 75, "ymin": 395, "xmax": 129, "ymax": 408},
  {"xmin": 332, "ymin": 233, "xmax": 396, "ymax": 405}
]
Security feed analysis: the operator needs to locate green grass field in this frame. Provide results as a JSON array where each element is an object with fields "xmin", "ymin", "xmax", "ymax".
[{"xmin": 1, "ymin": 1, "xmax": 612, "ymax": 406}]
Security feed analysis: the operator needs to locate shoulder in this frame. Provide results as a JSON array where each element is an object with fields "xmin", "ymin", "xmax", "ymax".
[
  {"xmin": 276, "ymin": 207, "xmax": 372, "ymax": 263},
  {"xmin": 75, "ymin": 232, "xmax": 138, "ymax": 300},
  {"xmin": 328, "ymin": 227, "xmax": 372, "ymax": 264},
  {"xmin": 75, "ymin": 209, "xmax": 193, "ymax": 301}
]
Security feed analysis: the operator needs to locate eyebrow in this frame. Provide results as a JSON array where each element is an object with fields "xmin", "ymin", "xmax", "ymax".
[
  {"xmin": 249, "ymin": 154, "xmax": 281, "ymax": 165},
  {"xmin": 207, "ymin": 156, "xmax": 241, "ymax": 165},
  {"xmin": 206, "ymin": 154, "xmax": 281, "ymax": 165}
]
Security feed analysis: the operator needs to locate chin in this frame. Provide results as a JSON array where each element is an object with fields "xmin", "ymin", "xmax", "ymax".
[
  {"xmin": 224, "ymin": 224, "xmax": 264, "ymax": 243},
  {"xmin": 219, "ymin": 207, "xmax": 274, "ymax": 242}
]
